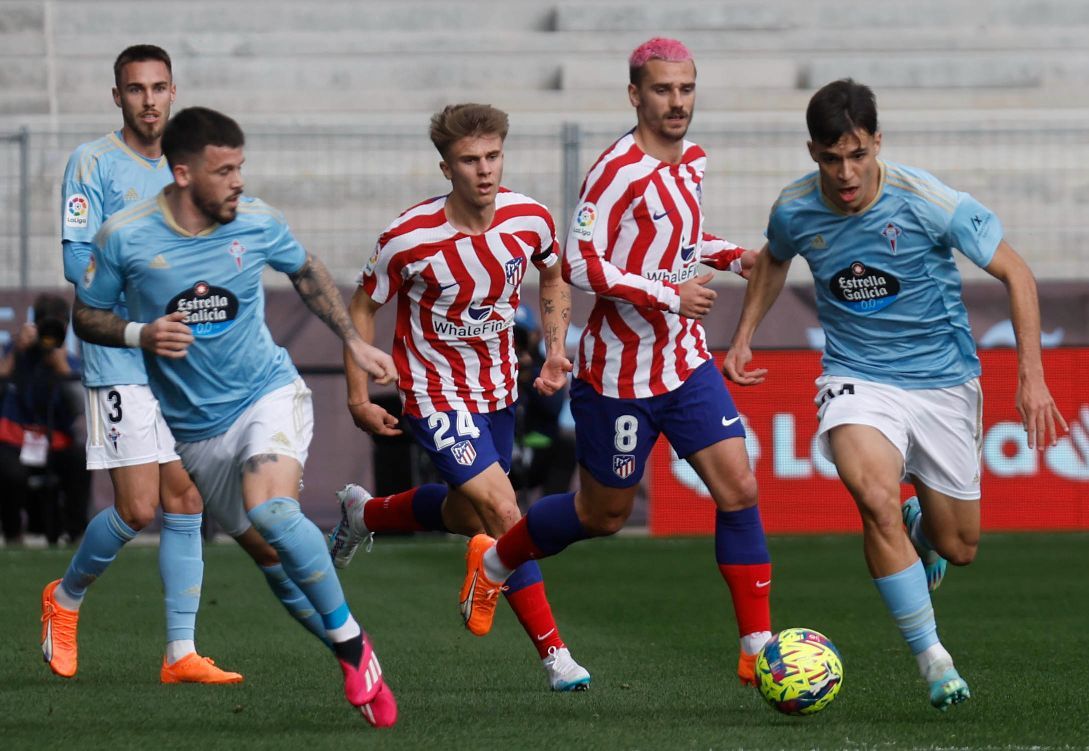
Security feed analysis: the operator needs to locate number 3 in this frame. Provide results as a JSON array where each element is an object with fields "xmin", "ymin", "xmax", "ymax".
[{"xmin": 106, "ymin": 389, "xmax": 123, "ymax": 423}]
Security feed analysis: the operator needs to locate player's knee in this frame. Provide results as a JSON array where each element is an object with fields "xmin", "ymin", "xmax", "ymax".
[
  {"xmin": 857, "ymin": 500, "xmax": 903, "ymax": 539},
  {"xmin": 115, "ymin": 499, "xmax": 157, "ymax": 531},
  {"xmin": 946, "ymin": 537, "xmax": 978, "ymax": 566},
  {"xmin": 713, "ymin": 472, "xmax": 758, "ymax": 512},
  {"xmin": 162, "ymin": 482, "xmax": 202, "ymax": 515}
]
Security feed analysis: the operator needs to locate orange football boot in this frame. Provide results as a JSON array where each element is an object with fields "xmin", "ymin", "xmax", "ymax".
[
  {"xmin": 41, "ymin": 579, "xmax": 79, "ymax": 678},
  {"xmin": 737, "ymin": 651, "xmax": 758, "ymax": 686},
  {"xmin": 459, "ymin": 534, "xmax": 505, "ymax": 636},
  {"xmin": 161, "ymin": 653, "xmax": 244, "ymax": 684}
]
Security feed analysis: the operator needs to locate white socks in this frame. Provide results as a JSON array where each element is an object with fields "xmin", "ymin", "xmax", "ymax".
[
  {"xmin": 916, "ymin": 642, "xmax": 954, "ymax": 682},
  {"xmin": 166, "ymin": 639, "xmax": 196, "ymax": 665},
  {"xmin": 741, "ymin": 631, "xmax": 773, "ymax": 656},
  {"xmin": 483, "ymin": 546, "xmax": 513, "ymax": 583}
]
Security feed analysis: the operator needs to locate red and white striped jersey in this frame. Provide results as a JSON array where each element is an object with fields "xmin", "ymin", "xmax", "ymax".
[
  {"xmin": 563, "ymin": 131, "xmax": 746, "ymax": 398},
  {"xmin": 360, "ymin": 189, "xmax": 557, "ymax": 417}
]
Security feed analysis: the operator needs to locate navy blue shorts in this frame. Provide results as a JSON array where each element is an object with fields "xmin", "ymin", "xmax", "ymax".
[
  {"xmin": 570, "ymin": 360, "xmax": 746, "ymax": 488},
  {"xmin": 405, "ymin": 406, "xmax": 515, "ymax": 488}
]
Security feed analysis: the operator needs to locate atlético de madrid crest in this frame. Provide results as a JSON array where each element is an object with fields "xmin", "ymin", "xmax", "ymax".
[{"xmin": 613, "ymin": 454, "xmax": 635, "ymax": 480}]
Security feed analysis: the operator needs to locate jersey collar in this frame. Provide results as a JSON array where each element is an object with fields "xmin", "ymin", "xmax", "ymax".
[
  {"xmin": 157, "ymin": 191, "xmax": 221, "ymax": 237},
  {"xmin": 108, "ymin": 131, "xmax": 167, "ymax": 170}
]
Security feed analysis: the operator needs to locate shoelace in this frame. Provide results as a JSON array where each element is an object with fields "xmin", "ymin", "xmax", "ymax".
[
  {"xmin": 545, "ymin": 646, "xmax": 573, "ymax": 670},
  {"xmin": 43, "ymin": 602, "xmax": 78, "ymax": 651}
]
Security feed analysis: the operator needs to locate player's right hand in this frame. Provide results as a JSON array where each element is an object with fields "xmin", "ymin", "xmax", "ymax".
[
  {"xmin": 143, "ymin": 311, "xmax": 193, "ymax": 359},
  {"xmin": 723, "ymin": 343, "xmax": 767, "ymax": 386},
  {"xmin": 677, "ymin": 273, "xmax": 717, "ymax": 318},
  {"xmin": 348, "ymin": 400, "xmax": 402, "ymax": 437}
]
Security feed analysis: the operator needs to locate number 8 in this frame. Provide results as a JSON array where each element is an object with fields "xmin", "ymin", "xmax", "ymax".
[{"xmin": 614, "ymin": 415, "xmax": 638, "ymax": 452}]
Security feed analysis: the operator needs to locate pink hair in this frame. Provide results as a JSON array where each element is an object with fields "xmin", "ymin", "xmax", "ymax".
[{"xmin": 628, "ymin": 37, "xmax": 692, "ymax": 69}]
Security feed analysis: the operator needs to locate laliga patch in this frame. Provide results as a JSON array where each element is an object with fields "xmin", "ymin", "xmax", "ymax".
[
  {"xmin": 830, "ymin": 261, "xmax": 900, "ymax": 314},
  {"xmin": 571, "ymin": 201, "xmax": 597, "ymax": 242},
  {"xmin": 82, "ymin": 254, "xmax": 97, "ymax": 288},
  {"xmin": 167, "ymin": 280, "xmax": 240, "ymax": 336},
  {"xmin": 65, "ymin": 193, "xmax": 90, "ymax": 228},
  {"xmin": 362, "ymin": 241, "xmax": 381, "ymax": 276}
]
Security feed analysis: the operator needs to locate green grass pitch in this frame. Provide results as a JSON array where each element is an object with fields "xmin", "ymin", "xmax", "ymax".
[{"xmin": 2, "ymin": 532, "xmax": 1087, "ymax": 750}]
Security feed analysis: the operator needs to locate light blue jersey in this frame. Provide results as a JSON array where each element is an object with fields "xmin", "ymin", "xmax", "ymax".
[
  {"xmin": 767, "ymin": 161, "xmax": 1003, "ymax": 388},
  {"xmin": 77, "ymin": 192, "xmax": 307, "ymax": 441},
  {"xmin": 61, "ymin": 130, "xmax": 172, "ymax": 387}
]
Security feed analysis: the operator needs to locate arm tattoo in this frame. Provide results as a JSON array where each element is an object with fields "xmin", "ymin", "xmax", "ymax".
[
  {"xmin": 542, "ymin": 298, "xmax": 556, "ymax": 315},
  {"xmin": 243, "ymin": 454, "xmax": 281, "ymax": 473},
  {"xmin": 72, "ymin": 296, "xmax": 127, "ymax": 347},
  {"xmin": 289, "ymin": 253, "xmax": 355, "ymax": 341},
  {"xmin": 546, "ymin": 323, "xmax": 560, "ymax": 351}
]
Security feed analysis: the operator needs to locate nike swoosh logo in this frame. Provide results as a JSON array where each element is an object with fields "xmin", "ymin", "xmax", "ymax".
[
  {"xmin": 722, "ymin": 416, "xmax": 741, "ymax": 427},
  {"xmin": 437, "ymin": 282, "xmax": 458, "ymax": 292},
  {"xmin": 755, "ymin": 580, "xmax": 770, "ymax": 588},
  {"xmin": 43, "ymin": 621, "xmax": 53, "ymax": 661},
  {"xmin": 536, "ymin": 628, "xmax": 556, "ymax": 641},
  {"xmin": 652, "ymin": 209, "xmax": 673, "ymax": 221}
]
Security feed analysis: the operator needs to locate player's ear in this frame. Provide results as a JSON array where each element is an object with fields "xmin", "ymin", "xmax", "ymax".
[
  {"xmin": 172, "ymin": 162, "xmax": 190, "ymax": 187},
  {"xmin": 806, "ymin": 140, "xmax": 819, "ymax": 163},
  {"xmin": 627, "ymin": 82, "xmax": 640, "ymax": 108},
  {"xmin": 873, "ymin": 131, "xmax": 882, "ymax": 155},
  {"xmin": 439, "ymin": 160, "xmax": 452, "ymax": 181},
  {"xmin": 112, "ymin": 87, "xmax": 122, "ymax": 108},
  {"xmin": 169, "ymin": 83, "xmax": 176, "ymax": 104}
]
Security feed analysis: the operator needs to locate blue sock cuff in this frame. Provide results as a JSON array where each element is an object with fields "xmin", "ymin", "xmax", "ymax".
[
  {"xmin": 247, "ymin": 497, "xmax": 302, "ymax": 543},
  {"xmin": 106, "ymin": 506, "xmax": 138, "ymax": 542},
  {"xmin": 412, "ymin": 484, "xmax": 449, "ymax": 532},
  {"xmin": 504, "ymin": 560, "xmax": 544, "ymax": 594},
  {"xmin": 526, "ymin": 492, "xmax": 585, "ymax": 556},
  {"xmin": 321, "ymin": 601, "xmax": 350, "ymax": 630},
  {"xmin": 714, "ymin": 506, "xmax": 770, "ymax": 565},
  {"xmin": 162, "ymin": 512, "xmax": 203, "ymax": 531}
]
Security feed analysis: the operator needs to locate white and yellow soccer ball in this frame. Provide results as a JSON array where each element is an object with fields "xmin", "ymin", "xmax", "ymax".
[{"xmin": 755, "ymin": 627, "xmax": 843, "ymax": 715}]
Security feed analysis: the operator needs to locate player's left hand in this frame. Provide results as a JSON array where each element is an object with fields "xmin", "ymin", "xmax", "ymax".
[
  {"xmin": 347, "ymin": 338, "xmax": 397, "ymax": 385},
  {"xmin": 738, "ymin": 248, "xmax": 759, "ymax": 280},
  {"xmin": 1016, "ymin": 373, "xmax": 1068, "ymax": 449},
  {"xmin": 534, "ymin": 354, "xmax": 573, "ymax": 396}
]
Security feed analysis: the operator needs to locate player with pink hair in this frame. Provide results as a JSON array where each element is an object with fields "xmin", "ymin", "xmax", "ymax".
[
  {"xmin": 460, "ymin": 38, "xmax": 775, "ymax": 687},
  {"xmin": 628, "ymin": 36, "xmax": 693, "ymax": 73}
]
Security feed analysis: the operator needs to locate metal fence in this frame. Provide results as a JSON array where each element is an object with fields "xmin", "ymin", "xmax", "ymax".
[{"xmin": 3, "ymin": 121, "xmax": 1089, "ymax": 288}]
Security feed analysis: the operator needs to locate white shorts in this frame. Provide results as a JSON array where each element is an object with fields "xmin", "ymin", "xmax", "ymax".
[
  {"xmin": 85, "ymin": 384, "xmax": 181, "ymax": 470},
  {"xmin": 814, "ymin": 375, "xmax": 984, "ymax": 500},
  {"xmin": 176, "ymin": 379, "xmax": 314, "ymax": 537}
]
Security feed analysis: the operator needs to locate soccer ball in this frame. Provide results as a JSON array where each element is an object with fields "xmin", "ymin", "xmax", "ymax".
[{"xmin": 755, "ymin": 628, "xmax": 843, "ymax": 715}]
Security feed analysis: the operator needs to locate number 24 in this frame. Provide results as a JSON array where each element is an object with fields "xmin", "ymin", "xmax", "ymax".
[{"xmin": 428, "ymin": 411, "xmax": 481, "ymax": 450}]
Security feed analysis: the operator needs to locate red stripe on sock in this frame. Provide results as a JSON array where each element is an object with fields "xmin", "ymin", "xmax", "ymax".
[
  {"xmin": 505, "ymin": 582, "xmax": 565, "ymax": 659},
  {"xmin": 494, "ymin": 516, "xmax": 545, "ymax": 570},
  {"xmin": 362, "ymin": 489, "xmax": 425, "ymax": 533},
  {"xmin": 718, "ymin": 563, "xmax": 772, "ymax": 636}
]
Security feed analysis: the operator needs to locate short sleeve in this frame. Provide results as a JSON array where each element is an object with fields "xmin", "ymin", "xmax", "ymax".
[
  {"xmin": 765, "ymin": 204, "xmax": 798, "ymax": 261},
  {"xmin": 946, "ymin": 194, "xmax": 1003, "ymax": 269},
  {"xmin": 60, "ymin": 147, "xmax": 106, "ymax": 244},
  {"xmin": 530, "ymin": 207, "xmax": 558, "ymax": 271},
  {"xmin": 76, "ymin": 237, "xmax": 125, "ymax": 310},
  {"xmin": 266, "ymin": 217, "xmax": 308, "ymax": 274}
]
